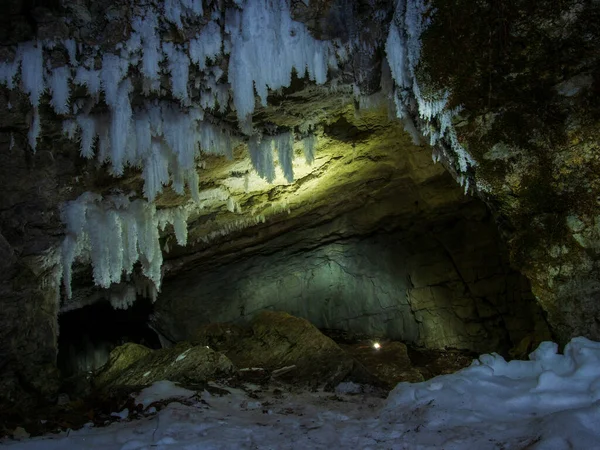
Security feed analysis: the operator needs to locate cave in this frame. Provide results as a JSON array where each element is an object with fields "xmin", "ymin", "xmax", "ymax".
[{"xmin": 1, "ymin": 0, "xmax": 599, "ymax": 446}]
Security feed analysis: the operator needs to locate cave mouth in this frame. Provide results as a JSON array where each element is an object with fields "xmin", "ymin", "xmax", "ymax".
[{"xmin": 57, "ymin": 298, "xmax": 161, "ymax": 378}]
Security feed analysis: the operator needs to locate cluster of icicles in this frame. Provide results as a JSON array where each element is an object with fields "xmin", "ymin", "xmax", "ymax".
[{"xmin": 0, "ymin": 0, "xmax": 475, "ymax": 304}]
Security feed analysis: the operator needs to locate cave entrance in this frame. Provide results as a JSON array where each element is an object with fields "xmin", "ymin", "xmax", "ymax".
[{"xmin": 57, "ymin": 298, "xmax": 161, "ymax": 378}]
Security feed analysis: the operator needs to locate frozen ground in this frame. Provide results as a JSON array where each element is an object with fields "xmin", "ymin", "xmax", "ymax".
[{"xmin": 3, "ymin": 337, "xmax": 600, "ymax": 449}]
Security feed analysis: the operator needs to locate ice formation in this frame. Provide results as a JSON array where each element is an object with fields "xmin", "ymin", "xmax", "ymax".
[
  {"xmin": 60, "ymin": 192, "xmax": 189, "ymax": 299},
  {"xmin": 385, "ymin": 0, "xmax": 476, "ymax": 190},
  {"xmin": 48, "ymin": 66, "xmax": 71, "ymax": 115},
  {"xmin": 0, "ymin": 0, "xmax": 343, "ymax": 296},
  {"xmin": 228, "ymin": 0, "xmax": 334, "ymax": 123},
  {"xmin": 0, "ymin": 0, "xmax": 325, "ymax": 186}
]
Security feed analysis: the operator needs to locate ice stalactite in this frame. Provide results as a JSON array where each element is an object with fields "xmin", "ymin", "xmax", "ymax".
[
  {"xmin": 385, "ymin": 0, "xmax": 476, "ymax": 192},
  {"xmin": 60, "ymin": 193, "xmax": 191, "ymax": 301}
]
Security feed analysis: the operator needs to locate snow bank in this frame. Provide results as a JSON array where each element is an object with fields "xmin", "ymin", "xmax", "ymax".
[{"xmin": 384, "ymin": 336, "xmax": 600, "ymax": 448}]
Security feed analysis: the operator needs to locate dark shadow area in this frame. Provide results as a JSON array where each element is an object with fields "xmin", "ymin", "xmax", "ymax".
[{"xmin": 57, "ymin": 299, "xmax": 161, "ymax": 378}]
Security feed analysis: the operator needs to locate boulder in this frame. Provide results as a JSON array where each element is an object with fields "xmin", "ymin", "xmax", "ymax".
[
  {"xmin": 94, "ymin": 343, "xmax": 153, "ymax": 388},
  {"xmin": 205, "ymin": 311, "xmax": 355, "ymax": 388},
  {"xmin": 94, "ymin": 343, "xmax": 234, "ymax": 388}
]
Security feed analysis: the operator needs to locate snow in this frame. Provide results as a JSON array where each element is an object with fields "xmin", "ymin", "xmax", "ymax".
[
  {"xmin": 135, "ymin": 380, "xmax": 195, "ymax": 408},
  {"xmin": 5, "ymin": 337, "xmax": 600, "ymax": 448}
]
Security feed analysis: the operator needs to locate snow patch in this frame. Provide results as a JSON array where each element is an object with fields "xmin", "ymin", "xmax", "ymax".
[{"xmin": 135, "ymin": 380, "xmax": 196, "ymax": 409}]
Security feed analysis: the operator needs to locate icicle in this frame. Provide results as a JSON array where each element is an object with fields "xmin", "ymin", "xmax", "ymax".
[
  {"xmin": 49, "ymin": 66, "xmax": 71, "ymax": 114},
  {"xmin": 161, "ymin": 105, "xmax": 197, "ymax": 170},
  {"xmin": 109, "ymin": 80, "xmax": 133, "ymax": 176},
  {"xmin": 198, "ymin": 122, "xmax": 233, "ymax": 158},
  {"xmin": 64, "ymin": 39, "xmax": 77, "ymax": 65},
  {"xmin": 302, "ymin": 134, "xmax": 316, "ymax": 164},
  {"xmin": 142, "ymin": 141, "xmax": 170, "ymax": 202},
  {"xmin": 248, "ymin": 135, "xmax": 275, "ymax": 182},
  {"xmin": 189, "ymin": 21, "xmax": 222, "ymax": 70},
  {"xmin": 172, "ymin": 207, "xmax": 189, "ymax": 245},
  {"xmin": 132, "ymin": 11, "xmax": 163, "ymax": 85},
  {"xmin": 228, "ymin": 0, "xmax": 332, "ymax": 123},
  {"xmin": 18, "ymin": 42, "xmax": 45, "ymax": 108},
  {"xmin": 60, "ymin": 193, "xmax": 189, "ymax": 299},
  {"xmin": 0, "ymin": 55, "xmax": 20, "ymax": 89},
  {"xmin": 76, "ymin": 115, "xmax": 97, "ymax": 158},
  {"xmin": 162, "ymin": 42, "xmax": 190, "ymax": 104},
  {"xmin": 274, "ymin": 132, "xmax": 294, "ymax": 182},
  {"xmin": 100, "ymin": 53, "xmax": 129, "ymax": 108},
  {"xmin": 188, "ymin": 168, "xmax": 200, "ymax": 203},
  {"xmin": 74, "ymin": 67, "xmax": 101, "ymax": 98}
]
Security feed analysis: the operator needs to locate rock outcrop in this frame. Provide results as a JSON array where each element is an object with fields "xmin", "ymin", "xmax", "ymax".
[
  {"xmin": 95, "ymin": 343, "xmax": 235, "ymax": 388},
  {"xmin": 416, "ymin": 0, "xmax": 600, "ymax": 343},
  {"xmin": 195, "ymin": 311, "xmax": 356, "ymax": 388}
]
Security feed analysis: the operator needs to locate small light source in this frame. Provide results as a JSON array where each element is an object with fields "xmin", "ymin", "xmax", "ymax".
[{"xmin": 373, "ymin": 342, "xmax": 381, "ymax": 350}]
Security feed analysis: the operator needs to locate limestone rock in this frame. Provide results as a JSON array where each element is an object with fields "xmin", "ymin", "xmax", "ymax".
[
  {"xmin": 95, "ymin": 343, "xmax": 234, "ymax": 388},
  {"xmin": 94, "ymin": 343, "xmax": 153, "ymax": 388},
  {"xmin": 219, "ymin": 311, "xmax": 354, "ymax": 388}
]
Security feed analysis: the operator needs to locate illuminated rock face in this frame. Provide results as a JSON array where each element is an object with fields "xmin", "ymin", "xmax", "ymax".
[{"xmin": 156, "ymin": 223, "xmax": 544, "ymax": 354}]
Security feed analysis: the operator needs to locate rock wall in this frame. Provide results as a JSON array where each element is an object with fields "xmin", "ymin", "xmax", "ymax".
[
  {"xmin": 417, "ymin": 0, "xmax": 600, "ymax": 343},
  {"xmin": 155, "ymin": 201, "xmax": 548, "ymax": 354}
]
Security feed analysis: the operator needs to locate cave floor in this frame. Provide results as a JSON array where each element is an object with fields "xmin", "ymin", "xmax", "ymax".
[
  {"xmin": 2, "ymin": 337, "xmax": 600, "ymax": 449},
  {"xmin": 0, "ymin": 344, "xmax": 475, "ymax": 440}
]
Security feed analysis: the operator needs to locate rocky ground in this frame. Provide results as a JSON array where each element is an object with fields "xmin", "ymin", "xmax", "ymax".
[{"xmin": 0, "ymin": 311, "xmax": 476, "ymax": 440}]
